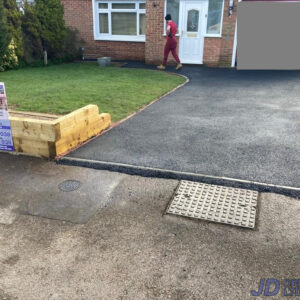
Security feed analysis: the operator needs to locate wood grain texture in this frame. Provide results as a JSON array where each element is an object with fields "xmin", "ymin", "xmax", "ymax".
[{"xmin": 9, "ymin": 105, "xmax": 111, "ymax": 158}]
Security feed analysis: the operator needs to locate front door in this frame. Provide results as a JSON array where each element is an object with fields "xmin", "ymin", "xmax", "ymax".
[{"xmin": 179, "ymin": 1, "xmax": 208, "ymax": 64}]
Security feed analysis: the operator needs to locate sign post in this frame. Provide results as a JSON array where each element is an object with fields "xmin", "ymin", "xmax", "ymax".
[{"xmin": 0, "ymin": 82, "xmax": 14, "ymax": 152}]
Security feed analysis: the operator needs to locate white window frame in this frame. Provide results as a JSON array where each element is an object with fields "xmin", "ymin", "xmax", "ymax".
[
  {"xmin": 163, "ymin": 0, "xmax": 224, "ymax": 38},
  {"xmin": 205, "ymin": 0, "xmax": 225, "ymax": 38},
  {"xmin": 163, "ymin": 0, "xmax": 182, "ymax": 36},
  {"xmin": 93, "ymin": 0, "xmax": 146, "ymax": 42}
]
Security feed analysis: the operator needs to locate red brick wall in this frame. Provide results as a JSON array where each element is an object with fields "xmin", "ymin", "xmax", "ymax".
[
  {"xmin": 145, "ymin": 0, "xmax": 237, "ymax": 66},
  {"xmin": 61, "ymin": 0, "xmax": 236, "ymax": 66},
  {"xmin": 61, "ymin": 0, "xmax": 145, "ymax": 61},
  {"xmin": 145, "ymin": 0, "xmax": 167, "ymax": 65},
  {"xmin": 145, "ymin": 0, "xmax": 181, "ymax": 65}
]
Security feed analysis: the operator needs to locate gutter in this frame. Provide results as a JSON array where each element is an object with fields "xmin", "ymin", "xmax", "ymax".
[{"xmin": 231, "ymin": 0, "xmax": 242, "ymax": 67}]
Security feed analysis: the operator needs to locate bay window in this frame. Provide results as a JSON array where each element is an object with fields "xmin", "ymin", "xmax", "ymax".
[{"xmin": 94, "ymin": 1, "xmax": 146, "ymax": 42}]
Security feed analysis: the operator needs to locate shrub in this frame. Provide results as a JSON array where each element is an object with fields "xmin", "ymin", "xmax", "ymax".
[
  {"xmin": 0, "ymin": 39, "xmax": 18, "ymax": 72},
  {"xmin": 3, "ymin": 0, "xmax": 23, "ymax": 58},
  {"xmin": 0, "ymin": 0, "xmax": 11, "ymax": 58},
  {"xmin": 2, "ymin": 0, "xmax": 83, "ymax": 69},
  {"xmin": 21, "ymin": 1, "xmax": 43, "ymax": 63},
  {"xmin": 63, "ymin": 27, "xmax": 85, "ymax": 61},
  {"xmin": 34, "ymin": 0, "xmax": 66, "ymax": 59}
]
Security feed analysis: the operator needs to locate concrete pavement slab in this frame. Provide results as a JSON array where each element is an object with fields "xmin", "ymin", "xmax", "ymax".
[{"xmin": 0, "ymin": 153, "xmax": 126, "ymax": 223}]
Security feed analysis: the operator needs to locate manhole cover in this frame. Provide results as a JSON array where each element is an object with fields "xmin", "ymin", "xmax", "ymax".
[
  {"xmin": 58, "ymin": 180, "xmax": 81, "ymax": 192},
  {"xmin": 167, "ymin": 181, "xmax": 258, "ymax": 229}
]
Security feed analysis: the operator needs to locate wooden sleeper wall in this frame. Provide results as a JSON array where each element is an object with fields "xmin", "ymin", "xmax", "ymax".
[{"xmin": 10, "ymin": 105, "xmax": 111, "ymax": 158}]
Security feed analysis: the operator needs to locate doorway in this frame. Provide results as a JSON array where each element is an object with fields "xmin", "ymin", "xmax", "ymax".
[{"xmin": 179, "ymin": 0, "xmax": 208, "ymax": 64}]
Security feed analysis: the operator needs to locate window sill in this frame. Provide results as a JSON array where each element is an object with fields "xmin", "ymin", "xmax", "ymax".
[
  {"xmin": 94, "ymin": 35, "xmax": 146, "ymax": 42},
  {"xmin": 204, "ymin": 34, "xmax": 222, "ymax": 38}
]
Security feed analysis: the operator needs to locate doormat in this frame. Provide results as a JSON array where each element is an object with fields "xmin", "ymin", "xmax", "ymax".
[{"xmin": 167, "ymin": 181, "xmax": 258, "ymax": 229}]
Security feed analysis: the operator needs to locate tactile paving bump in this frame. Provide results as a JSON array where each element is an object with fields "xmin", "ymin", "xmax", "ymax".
[{"xmin": 167, "ymin": 181, "xmax": 258, "ymax": 229}]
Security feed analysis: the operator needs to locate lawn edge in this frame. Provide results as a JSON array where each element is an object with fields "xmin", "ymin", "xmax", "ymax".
[
  {"xmin": 55, "ymin": 72, "xmax": 189, "ymax": 158},
  {"xmin": 110, "ymin": 71, "xmax": 189, "ymax": 128}
]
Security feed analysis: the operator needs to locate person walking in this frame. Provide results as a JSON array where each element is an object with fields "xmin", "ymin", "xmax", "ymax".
[{"xmin": 157, "ymin": 14, "xmax": 182, "ymax": 70}]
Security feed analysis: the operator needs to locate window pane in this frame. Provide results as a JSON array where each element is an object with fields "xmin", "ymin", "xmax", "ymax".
[
  {"xmin": 112, "ymin": 3, "xmax": 135, "ymax": 9},
  {"xmin": 187, "ymin": 10, "xmax": 199, "ymax": 32},
  {"xmin": 207, "ymin": 0, "xmax": 223, "ymax": 34},
  {"xmin": 99, "ymin": 3, "xmax": 108, "ymax": 9},
  {"xmin": 112, "ymin": 12, "xmax": 137, "ymax": 35},
  {"xmin": 139, "ymin": 14, "xmax": 145, "ymax": 35},
  {"xmin": 166, "ymin": 0, "xmax": 180, "ymax": 27},
  {"xmin": 139, "ymin": 3, "xmax": 146, "ymax": 9},
  {"xmin": 99, "ymin": 13, "xmax": 109, "ymax": 33}
]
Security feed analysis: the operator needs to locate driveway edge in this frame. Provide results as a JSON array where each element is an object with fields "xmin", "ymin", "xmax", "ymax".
[
  {"xmin": 109, "ymin": 72, "xmax": 189, "ymax": 129},
  {"xmin": 58, "ymin": 157, "xmax": 300, "ymax": 198}
]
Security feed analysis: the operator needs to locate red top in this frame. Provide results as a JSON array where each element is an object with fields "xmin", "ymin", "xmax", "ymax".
[{"xmin": 167, "ymin": 21, "xmax": 177, "ymax": 40}]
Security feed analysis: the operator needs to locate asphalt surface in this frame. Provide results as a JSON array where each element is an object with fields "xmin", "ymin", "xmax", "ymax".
[
  {"xmin": 1, "ymin": 154, "xmax": 299, "ymax": 299},
  {"xmin": 63, "ymin": 63, "xmax": 300, "ymax": 196}
]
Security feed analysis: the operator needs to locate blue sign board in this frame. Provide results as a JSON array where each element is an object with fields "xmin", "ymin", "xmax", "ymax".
[{"xmin": 0, "ymin": 82, "xmax": 14, "ymax": 152}]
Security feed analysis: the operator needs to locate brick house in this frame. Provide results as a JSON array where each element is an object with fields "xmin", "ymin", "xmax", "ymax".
[{"xmin": 61, "ymin": 0, "xmax": 238, "ymax": 67}]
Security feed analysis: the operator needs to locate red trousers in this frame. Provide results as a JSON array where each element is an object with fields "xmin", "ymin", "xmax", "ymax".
[{"xmin": 163, "ymin": 38, "xmax": 181, "ymax": 66}]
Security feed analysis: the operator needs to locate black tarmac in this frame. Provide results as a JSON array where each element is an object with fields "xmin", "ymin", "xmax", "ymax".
[{"xmin": 61, "ymin": 63, "xmax": 300, "ymax": 196}]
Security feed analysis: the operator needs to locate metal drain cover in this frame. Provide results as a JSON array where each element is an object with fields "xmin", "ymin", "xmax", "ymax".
[
  {"xmin": 58, "ymin": 180, "xmax": 81, "ymax": 192},
  {"xmin": 167, "ymin": 181, "xmax": 258, "ymax": 229}
]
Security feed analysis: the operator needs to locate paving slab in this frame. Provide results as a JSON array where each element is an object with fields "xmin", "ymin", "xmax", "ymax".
[
  {"xmin": 167, "ymin": 181, "xmax": 258, "ymax": 229},
  {"xmin": 62, "ymin": 64, "xmax": 300, "ymax": 196},
  {"xmin": 0, "ymin": 153, "xmax": 125, "ymax": 223}
]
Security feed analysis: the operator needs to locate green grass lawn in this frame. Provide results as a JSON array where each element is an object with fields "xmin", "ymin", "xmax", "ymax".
[{"xmin": 0, "ymin": 63, "xmax": 185, "ymax": 122}]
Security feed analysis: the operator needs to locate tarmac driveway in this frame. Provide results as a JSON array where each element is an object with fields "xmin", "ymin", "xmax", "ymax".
[{"xmin": 62, "ymin": 64, "xmax": 300, "ymax": 196}]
